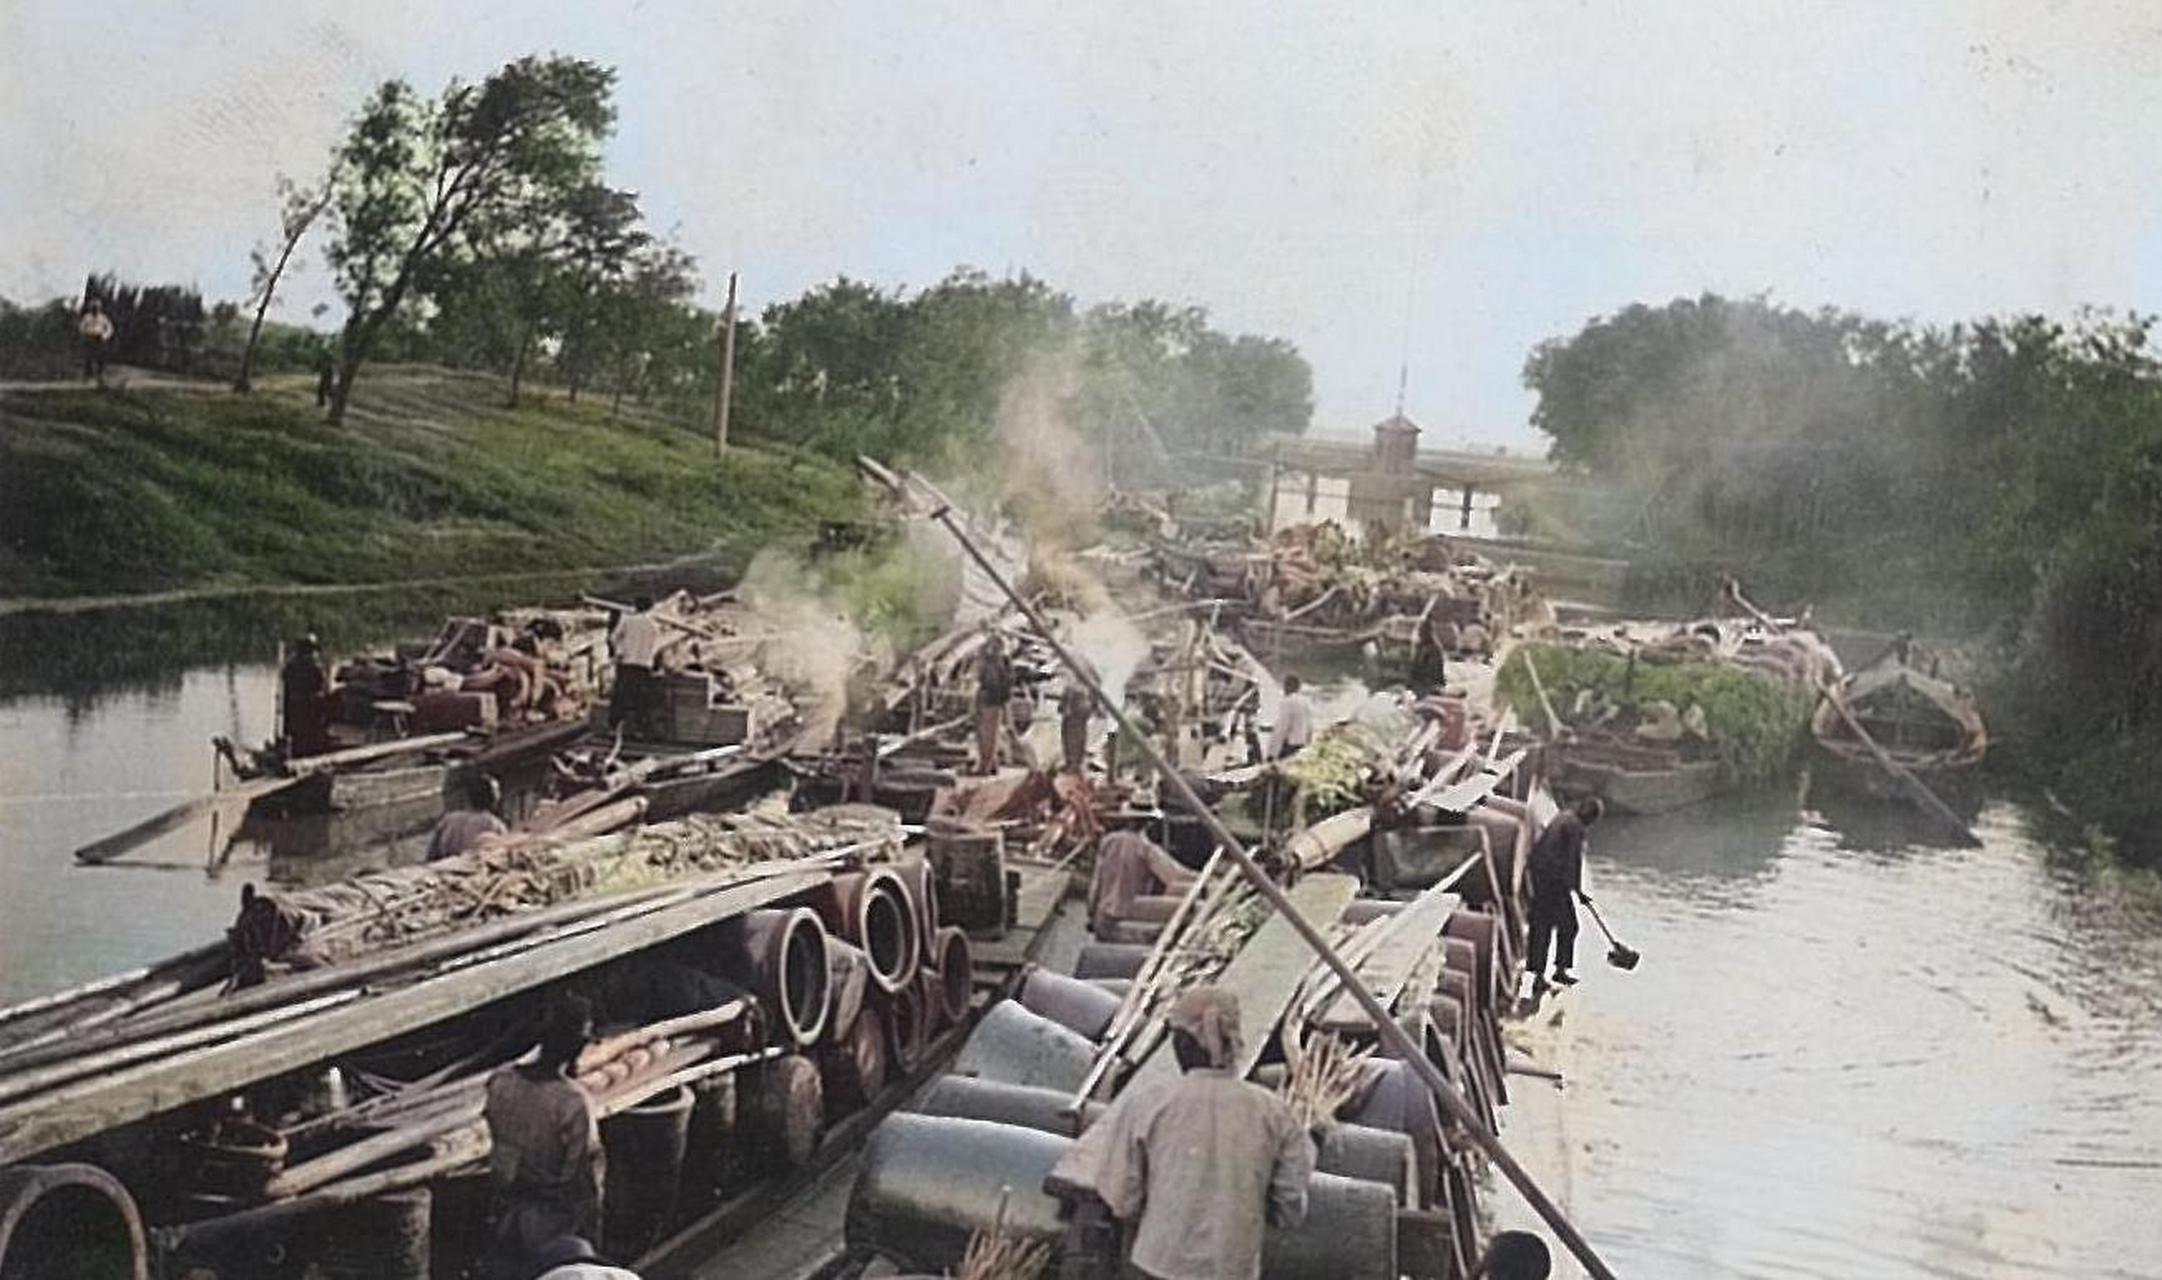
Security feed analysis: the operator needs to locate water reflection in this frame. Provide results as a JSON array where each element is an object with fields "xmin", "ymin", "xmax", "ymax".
[
  {"xmin": 1496, "ymin": 798, "xmax": 2162, "ymax": 1279},
  {"xmin": 0, "ymin": 665, "xmax": 278, "ymax": 1003}
]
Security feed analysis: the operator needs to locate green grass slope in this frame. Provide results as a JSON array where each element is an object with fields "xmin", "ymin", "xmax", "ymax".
[{"xmin": 0, "ymin": 367, "xmax": 864, "ymax": 597}]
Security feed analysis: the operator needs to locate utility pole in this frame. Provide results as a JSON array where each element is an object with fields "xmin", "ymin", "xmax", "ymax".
[{"xmin": 713, "ymin": 270, "xmax": 739, "ymax": 454}]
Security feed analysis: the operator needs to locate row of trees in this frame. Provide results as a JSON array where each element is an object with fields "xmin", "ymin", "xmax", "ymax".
[
  {"xmin": 218, "ymin": 54, "xmax": 1309, "ymax": 470},
  {"xmin": 1523, "ymin": 294, "xmax": 2162, "ymax": 858}
]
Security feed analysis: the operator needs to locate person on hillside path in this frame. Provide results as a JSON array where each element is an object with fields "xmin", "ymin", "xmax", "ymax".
[
  {"xmin": 1471, "ymin": 1231, "xmax": 1552, "ymax": 1278},
  {"xmin": 972, "ymin": 632, "xmax": 1015, "ymax": 776},
  {"xmin": 78, "ymin": 299, "xmax": 113, "ymax": 386},
  {"xmin": 1528, "ymin": 796, "xmax": 1604, "ymax": 992}
]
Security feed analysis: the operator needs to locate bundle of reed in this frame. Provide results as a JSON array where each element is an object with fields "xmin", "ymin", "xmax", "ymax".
[
  {"xmin": 955, "ymin": 1189, "xmax": 1054, "ymax": 1280},
  {"xmin": 248, "ymin": 809, "xmax": 903, "ymax": 970},
  {"xmin": 1278, "ymin": 1033, "xmax": 1371, "ymax": 1131}
]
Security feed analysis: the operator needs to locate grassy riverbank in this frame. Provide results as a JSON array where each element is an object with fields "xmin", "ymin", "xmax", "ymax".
[{"xmin": 0, "ymin": 367, "xmax": 864, "ymax": 599}]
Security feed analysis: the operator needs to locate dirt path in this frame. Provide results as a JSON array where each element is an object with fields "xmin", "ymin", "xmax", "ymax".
[{"xmin": 0, "ymin": 554, "xmax": 737, "ymax": 618}]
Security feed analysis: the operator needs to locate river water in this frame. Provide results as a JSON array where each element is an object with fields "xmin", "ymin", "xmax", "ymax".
[
  {"xmin": 4, "ymin": 658, "xmax": 2161, "ymax": 1276},
  {"xmin": 0, "ymin": 664, "xmax": 279, "ymax": 1004},
  {"xmin": 1498, "ymin": 793, "xmax": 2162, "ymax": 1278}
]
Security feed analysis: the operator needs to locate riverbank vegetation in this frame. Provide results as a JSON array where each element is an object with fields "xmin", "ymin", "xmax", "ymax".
[
  {"xmin": 0, "ymin": 370, "xmax": 861, "ymax": 598},
  {"xmin": 1521, "ymin": 295, "xmax": 2162, "ymax": 861}
]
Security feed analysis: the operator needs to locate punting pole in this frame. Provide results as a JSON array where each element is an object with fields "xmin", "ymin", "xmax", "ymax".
[{"xmin": 887, "ymin": 465, "xmax": 1623, "ymax": 1280}]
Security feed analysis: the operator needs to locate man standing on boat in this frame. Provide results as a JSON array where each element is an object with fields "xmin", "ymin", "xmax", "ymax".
[
  {"xmin": 1059, "ymin": 655, "xmax": 1098, "ymax": 775},
  {"xmin": 1268, "ymin": 674, "xmax": 1315, "ymax": 760},
  {"xmin": 280, "ymin": 634, "xmax": 336, "ymax": 759},
  {"xmin": 486, "ymin": 997, "xmax": 604, "ymax": 1277},
  {"xmin": 608, "ymin": 597, "xmax": 661, "ymax": 733},
  {"xmin": 1527, "ymin": 796, "xmax": 1603, "ymax": 993},
  {"xmin": 972, "ymin": 631, "xmax": 1015, "ymax": 775},
  {"xmin": 1047, "ymin": 986, "xmax": 1313, "ymax": 1280}
]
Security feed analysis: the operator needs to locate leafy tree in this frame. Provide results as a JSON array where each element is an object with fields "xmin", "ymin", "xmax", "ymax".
[
  {"xmin": 234, "ymin": 173, "xmax": 335, "ymax": 392},
  {"xmin": 322, "ymin": 56, "xmax": 615, "ymax": 423},
  {"xmin": 551, "ymin": 184, "xmax": 650, "ymax": 401},
  {"xmin": 594, "ymin": 243, "xmax": 701, "ymax": 413}
]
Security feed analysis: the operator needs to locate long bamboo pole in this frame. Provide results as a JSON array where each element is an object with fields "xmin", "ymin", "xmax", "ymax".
[
  {"xmin": 1723, "ymin": 579, "xmax": 1977, "ymax": 845},
  {"xmin": 893, "ymin": 466, "xmax": 1622, "ymax": 1280}
]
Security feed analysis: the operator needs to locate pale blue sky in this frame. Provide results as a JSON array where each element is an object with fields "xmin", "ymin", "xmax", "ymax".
[{"xmin": 4, "ymin": 1, "xmax": 2160, "ymax": 446}]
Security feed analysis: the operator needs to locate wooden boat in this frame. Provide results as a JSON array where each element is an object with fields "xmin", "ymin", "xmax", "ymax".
[
  {"xmin": 1, "ymin": 797, "xmax": 1080, "ymax": 1280},
  {"xmin": 1547, "ymin": 733, "xmax": 1727, "ymax": 815},
  {"xmin": 1812, "ymin": 651, "xmax": 1987, "ymax": 797}
]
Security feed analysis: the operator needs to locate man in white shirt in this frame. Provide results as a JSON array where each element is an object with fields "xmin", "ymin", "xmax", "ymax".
[
  {"xmin": 78, "ymin": 299, "xmax": 114, "ymax": 385},
  {"xmin": 607, "ymin": 597, "xmax": 662, "ymax": 731},
  {"xmin": 1267, "ymin": 675, "xmax": 1315, "ymax": 760}
]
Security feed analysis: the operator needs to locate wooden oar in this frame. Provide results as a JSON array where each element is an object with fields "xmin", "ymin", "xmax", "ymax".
[
  {"xmin": 72, "ymin": 774, "xmax": 299, "ymax": 865},
  {"xmin": 72, "ymin": 732, "xmax": 473, "ymax": 865},
  {"xmin": 1819, "ymin": 683, "xmax": 1980, "ymax": 846}
]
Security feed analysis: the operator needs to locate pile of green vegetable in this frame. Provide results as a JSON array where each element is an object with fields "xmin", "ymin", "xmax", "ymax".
[
  {"xmin": 1278, "ymin": 720, "xmax": 1391, "ymax": 826},
  {"xmin": 1496, "ymin": 641, "xmax": 1814, "ymax": 781}
]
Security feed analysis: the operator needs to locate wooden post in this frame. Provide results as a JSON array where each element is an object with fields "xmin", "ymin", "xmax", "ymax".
[{"xmin": 714, "ymin": 271, "xmax": 739, "ymax": 455}]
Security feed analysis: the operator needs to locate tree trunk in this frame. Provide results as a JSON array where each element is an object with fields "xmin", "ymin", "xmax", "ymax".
[
  {"xmin": 507, "ymin": 325, "xmax": 532, "ymax": 409},
  {"xmin": 327, "ymin": 324, "xmax": 364, "ymax": 425},
  {"xmin": 233, "ymin": 236, "xmax": 302, "ymax": 394}
]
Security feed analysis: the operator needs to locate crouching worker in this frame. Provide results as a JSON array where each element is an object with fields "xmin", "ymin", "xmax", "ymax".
[
  {"xmin": 486, "ymin": 997, "xmax": 604, "ymax": 1277},
  {"xmin": 1472, "ymin": 1230, "xmax": 1552, "ymax": 1279},
  {"xmin": 1046, "ymin": 986, "xmax": 1313, "ymax": 1280},
  {"xmin": 428, "ymin": 773, "xmax": 508, "ymax": 861}
]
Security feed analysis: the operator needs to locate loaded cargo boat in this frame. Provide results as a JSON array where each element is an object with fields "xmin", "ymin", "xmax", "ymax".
[
  {"xmin": 0, "ymin": 785, "xmax": 1083, "ymax": 1280},
  {"xmin": 1497, "ymin": 610, "xmax": 1841, "ymax": 815}
]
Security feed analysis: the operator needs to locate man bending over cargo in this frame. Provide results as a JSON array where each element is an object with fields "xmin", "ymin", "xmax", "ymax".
[
  {"xmin": 1527, "ymin": 796, "xmax": 1603, "ymax": 993},
  {"xmin": 487, "ymin": 997, "xmax": 605, "ymax": 1276},
  {"xmin": 1048, "ymin": 986, "xmax": 1313, "ymax": 1280}
]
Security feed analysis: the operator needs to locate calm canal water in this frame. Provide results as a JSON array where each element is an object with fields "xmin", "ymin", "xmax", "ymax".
[
  {"xmin": 1498, "ymin": 792, "xmax": 2162, "ymax": 1278},
  {"xmin": 4, "ymin": 658, "xmax": 2160, "ymax": 1276},
  {"xmin": 0, "ymin": 664, "xmax": 279, "ymax": 1004}
]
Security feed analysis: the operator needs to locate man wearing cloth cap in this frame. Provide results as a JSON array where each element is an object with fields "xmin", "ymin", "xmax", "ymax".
[{"xmin": 1049, "ymin": 986, "xmax": 1313, "ymax": 1280}]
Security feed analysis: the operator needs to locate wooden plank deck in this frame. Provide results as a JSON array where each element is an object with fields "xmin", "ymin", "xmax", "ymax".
[
  {"xmin": 1129, "ymin": 872, "xmax": 1360, "ymax": 1089},
  {"xmin": 0, "ymin": 870, "xmax": 826, "ymax": 1166}
]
